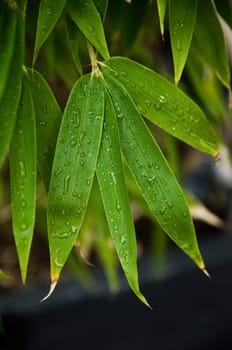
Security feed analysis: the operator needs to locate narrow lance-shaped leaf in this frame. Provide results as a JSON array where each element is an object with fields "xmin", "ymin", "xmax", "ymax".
[
  {"xmin": 186, "ymin": 47, "xmax": 226, "ymax": 122},
  {"xmin": 0, "ymin": 12, "xmax": 24, "ymax": 168},
  {"xmin": 33, "ymin": 0, "xmax": 67, "ymax": 64},
  {"xmin": 87, "ymin": 180, "xmax": 119, "ymax": 292},
  {"xmin": 48, "ymin": 74, "xmax": 104, "ymax": 284},
  {"xmin": 193, "ymin": 0, "xmax": 230, "ymax": 88},
  {"xmin": 10, "ymin": 78, "xmax": 37, "ymax": 283},
  {"xmin": 104, "ymin": 73, "xmax": 205, "ymax": 270},
  {"xmin": 26, "ymin": 68, "xmax": 62, "ymax": 191},
  {"xmin": 156, "ymin": 0, "xmax": 167, "ymax": 37},
  {"xmin": 96, "ymin": 89, "xmax": 149, "ymax": 306},
  {"xmin": 67, "ymin": 0, "xmax": 110, "ymax": 59},
  {"xmin": 169, "ymin": 0, "xmax": 197, "ymax": 84},
  {"xmin": 102, "ymin": 57, "xmax": 218, "ymax": 156},
  {"xmin": 93, "ymin": 0, "xmax": 108, "ymax": 21},
  {"xmin": 0, "ymin": 4, "xmax": 17, "ymax": 101},
  {"xmin": 65, "ymin": 15, "xmax": 83, "ymax": 76}
]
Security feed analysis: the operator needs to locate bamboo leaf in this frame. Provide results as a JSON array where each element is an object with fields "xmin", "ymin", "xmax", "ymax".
[
  {"xmin": 9, "ymin": 78, "xmax": 37, "ymax": 283},
  {"xmin": 102, "ymin": 57, "xmax": 218, "ymax": 156},
  {"xmin": 65, "ymin": 15, "xmax": 83, "ymax": 76},
  {"xmin": 193, "ymin": 0, "xmax": 230, "ymax": 88},
  {"xmin": 0, "ymin": 269, "xmax": 11, "ymax": 280},
  {"xmin": 103, "ymin": 72, "xmax": 205, "ymax": 270},
  {"xmin": 96, "ymin": 89, "xmax": 149, "ymax": 306},
  {"xmin": 156, "ymin": 0, "xmax": 167, "ymax": 36},
  {"xmin": 67, "ymin": 0, "xmax": 110, "ymax": 59},
  {"xmin": 0, "ymin": 13, "xmax": 24, "ymax": 168},
  {"xmin": 33, "ymin": 0, "xmax": 67, "ymax": 64},
  {"xmin": 48, "ymin": 74, "xmax": 104, "ymax": 283},
  {"xmin": 26, "ymin": 68, "xmax": 62, "ymax": 191},
  {"xmin": 93, "ymin": 0, "xmax": 108, "ymax": 20},
  {"xmin": 186, "ymin": 47, "xmax": 227, "ymax": 122},
  {"xmin": 169, "ymin": 0, "xmax": 197, "ymax": 84},
  {"xmin": 0, "ymin": 3, "xmax": 17, "ymax": 101}
]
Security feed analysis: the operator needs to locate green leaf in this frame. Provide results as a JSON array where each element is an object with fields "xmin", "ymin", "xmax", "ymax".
[
  {"xmin": 48, "ymin": 74, "xmax": 104, "ymax": 282},
  {"xmin": 102, "ymin": 57, "xmax": 218, "ymax": 156},
  {"xmin": 96, "ymin": 89, "xmax": 149, "ymax": 306},
  {"xmin": 0, "ymin": 269, "xmax": 11, "ymax": 280},
  {"xmin": 0, "ymin": 13, "xmax": 24, "ymax": 168},
  {"xmin": 33, "ymin": 0, "xmax": 67, "ymax": 64},
  {"xmin": 9, "ymin": 78, "xmax": 37, "ymax": 283},
  {"xmin": 67, "ymin": 0, "xmax": 110, "ymax": 59},
  {"xmin": 169, "ymin": 0, "xmax": 197, "ymax": 84},
  {"xmin": 65, "ymin": 15, "xmax": 83, "ymax": 76},
  {"xmin": 0, "ymin": 4, "xmax": 17, "ymax": 101},
  {"xmin": 156, "ymin": 0, "xmax": 167, "ymax": 36},
  {"xmin": 26, "ymin": 68, "xmax": 62, "ymax": 191},
  {"xmin": 117, "ymin": 0, "xmax": 149, "ymax": 54},
  {"xmin": 93, "ymin": 0, "xmax": 108, "ymax": 20},
  {"xmin": 103, "ymin": 72, "xmax": 205, "ymax": 270},
  {"xmin": 186, "ymin": 46, "xmax": 227, "ymax": 122},
  {"xmin": 193, "ymin": 0, "xmax": 230, "ymax": 87}
]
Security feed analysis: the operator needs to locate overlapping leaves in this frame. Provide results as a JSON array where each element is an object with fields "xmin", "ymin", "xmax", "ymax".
[
  {"xmin": 43, "ymin": 54, "xmax": 219, "ymax": 303},
  {"xmin": 0, "ymin": 0, "xmax": 227, "ymax": 302}
]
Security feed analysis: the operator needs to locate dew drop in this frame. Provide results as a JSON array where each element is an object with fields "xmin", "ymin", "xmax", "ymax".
[
  {"xmin": 63, "ymin": 175, "xmax": 71, "ymax": 194},
  {"xmin": 116, "ymin": 202, "xmax": 121, "ymax": 211},
  {"xmin": 20, "ymin": 222, "xmax": 27, "ymax": 231},
  {"xmin": 39, "ymin": 120, "xmax": 47, "ymax": 126},
  {"xmin": 154, "ymin": 102, "xmax": 161, "ymax": 111},
  {"xmin": 19, "ymin": 161, "xmax": 26, "ymax": 178},
  {"xmin": 55, "ymin": 167, "xmax": 62, "ymax": 176},
  {"xmin": 21, "ymin": 200, "xmax": 27, "ymax": 208}
]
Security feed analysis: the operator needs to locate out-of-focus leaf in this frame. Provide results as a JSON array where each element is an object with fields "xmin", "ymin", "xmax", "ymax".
[
  {"xmin": 193, "ymin": 0, "xmax": 230, "ymax": 88},
  {"xmin": 156, "ymin": 0, "xmax": 167, "ymax": 36},
  {"xmin": 169, "ymin": 0, "xmax": 197, "ymax": 84},
  {"xmin": 186, "ymin": 47, "xmax": 227, "ymax": 123},
  {"xmin": 0, "ymin": 13, "xmax": 24, "ymax": 168},
  {"xmin": 26, "ymin": 68, "xmax": 62, "ymax": 191},
  {"xmin": 103, "ymin": 72, "xmax": 205, "ymax": 270},
  {"xmin": 0, "ymin": 269, "xmax": 11, "ymax": 280},
  {"xmin": 96, "ymin": 89, "xmax": 148, "ymax": 306},
  {"xmin": 47, "ymin": 74, "xmax": 104, "ymax": 283},
  {"xmin": 0, "ymin": 3, "xmax": 17, "ymax": 101},
  {"xmin": 33, "ymin": 0, "xmax": 67, "ymax": 64},
  {"xmin": 117, "ymin": 0, "xmax": 149, "ymax": 53},
  {"xmin": 93, "ymin": 0, "xmax": 108, "ymax": 20},
  {"xmin": 68, "ymin": 0, "xmax": 110, "ymax": 59},
  {"xmin": 102, "ymin": 57, "xmax": 219, "ymax": 156},
  {"xmin": 65, "ymin": 15, "xmax": 83, "ymax": 76},
  {"xmin": 10, "ymin": 79, "xmax": 37, "ymax": 283}
]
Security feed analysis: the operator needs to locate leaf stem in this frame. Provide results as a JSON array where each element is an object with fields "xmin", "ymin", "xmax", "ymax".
[{"xmin": 87, "ymin": 41, "xmax": 100, "ymax": 77}]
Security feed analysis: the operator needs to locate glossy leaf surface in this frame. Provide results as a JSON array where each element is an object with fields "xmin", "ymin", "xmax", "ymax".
[
  {"xmin": 0, "ymin": 14, "xmax": 24, "ymax": 168},
  {"xmin": 33, "ymin": 0, "xmax": 67, "ymax": 64},
  {"xmin": 10, "ymin": 79, "xmax": 37, "ymax": 283},
  {"xmin": 102, "ymin": 57, "xmax": 218, "ymax": 156},
  {"xmin": 26, "ymin": 68, "xmax": 62, "ymax": 191},
  {"xmin": 48, "ymin": 74, "xmax": 104, "ymax": 281},
  {"xmin": 96, "ymin": 89, "xmax": 148, "ymax": 306},
  {"xmin": 68, "ymin": 0, "xmax": 110, "ymax": 59},
  {"xmin": 103, "ymin": 72, "xmax": 205, "ymax": 270},
  {"xmin": 194, "ymin": 0, "xmax": 230, "ymax": 87},
  {"xmin": 169, "ymin": 0, "xmax": 197, "ymax": 84}
]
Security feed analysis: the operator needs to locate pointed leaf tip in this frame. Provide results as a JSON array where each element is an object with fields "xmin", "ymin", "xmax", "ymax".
[
  {"xmin": 201, "ymin": 268, "xmax": 211, "ymax": 279},
  {"xmin": 40, "ymin": 279, "xmax": 58, "ymax": 302}
]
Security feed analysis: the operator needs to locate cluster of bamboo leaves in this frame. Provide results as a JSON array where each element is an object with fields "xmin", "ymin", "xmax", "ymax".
[{"xmin": 0, "ymin": 0, "xmax": 230, "ymax": 304}]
